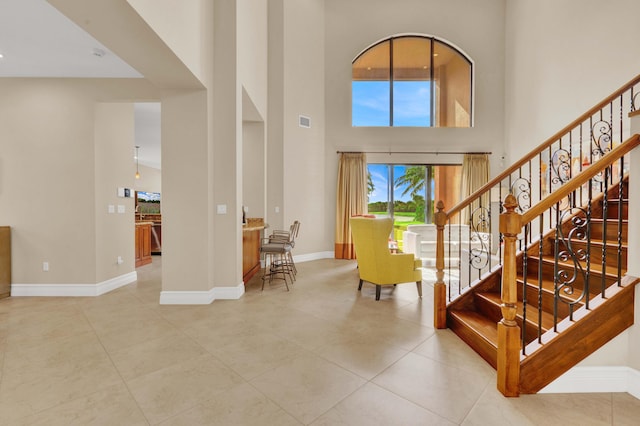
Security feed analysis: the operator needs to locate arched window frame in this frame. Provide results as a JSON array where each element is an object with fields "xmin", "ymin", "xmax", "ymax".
[{"xmin": 352, "ymin": 34, "xmax": 474, "ymax": 128}]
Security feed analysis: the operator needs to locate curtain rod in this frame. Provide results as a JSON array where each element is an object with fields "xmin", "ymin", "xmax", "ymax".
[{"xmin": 336, "ymin": 150, "xmax": 492, "ymax": 155}]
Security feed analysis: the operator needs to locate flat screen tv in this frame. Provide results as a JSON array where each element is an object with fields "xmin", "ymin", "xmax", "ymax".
[{"xmin": 137, "ymin": 191, "xmax": 161, "ymax": 214}]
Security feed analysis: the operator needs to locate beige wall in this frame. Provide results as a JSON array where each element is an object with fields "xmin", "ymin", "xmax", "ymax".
[
  {"xmin": 161, "ymin": 90, "xmax": 212, "ymax": 292},
  {"xmin": 267, "ymin": 0, "xmax": 327, "ymax": 253},
  {"xmin": 238, "ymin": 0, "xmax": 268, "ymax": 120},
  {"xmin": 323, "ymin": 0, "xmax": 506, "ymax": 254},
  {"xmin": 94, "ymin": 103, "xmax": 136, "ymax": 282},
  {"xmin": 267, "ymin": 0, "xmax": 285, "ymax": 232},
  {"xmin": 126, "ymin": 0, "xmax": 206, "ymax": 83},
  {"xmin": 282, "ymin": 0, "xmax": 327, "ymax": 255},
  {"xmin": 242, "ymin": 121, "xmax": 266, "ymax": 219},
  {"xmin": 0, "ymin": 79, "xmax": 157, "ymax": 286},
  {"xmin": 0, "ymin": 80, "xmax": 96, "ymax": 284},
  {"xmin": 134, "ymin": 165, "xmax": 162, "ymax": 194},
  {"xmin": 504, "ymin": 0, "xmax": 640, "ymax": 162}
]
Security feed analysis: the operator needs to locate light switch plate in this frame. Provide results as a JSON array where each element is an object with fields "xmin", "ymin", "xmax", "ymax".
[
  {"xmin": 217, "ymin": 204, "xmax": 227, "ymax": 214},
  {"xmin": 108, "ymin": 205, "xmax": 115, "ymax": 214},
  {"xmin": 117, "ymin": 205, "xmax": 125, "ymax": 214}
]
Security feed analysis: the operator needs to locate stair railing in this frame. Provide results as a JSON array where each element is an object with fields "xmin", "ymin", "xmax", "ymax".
[
  {"xmin": 433, "ymin": 73, "xmax": 640, "ymax": 329},
  {"xmin": 498, "ymin": 134, "xmax": 640, "ymax": 396}
]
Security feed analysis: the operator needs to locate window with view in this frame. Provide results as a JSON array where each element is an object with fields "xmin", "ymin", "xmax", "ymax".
[
  {"xmin": 352, "ymin": 35, "xmax": 472, "ymax": 127},
  {"xmin": 368, "ymin": 163, "xmax": 462, "ymax": 244}
]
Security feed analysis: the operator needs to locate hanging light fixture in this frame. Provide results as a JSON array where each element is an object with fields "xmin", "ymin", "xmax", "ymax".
[{"xmin": 135, "ymin": 145, "xmax": 141, "ymax": 179}]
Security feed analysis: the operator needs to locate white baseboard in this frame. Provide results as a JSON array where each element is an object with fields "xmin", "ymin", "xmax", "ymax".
[
  {"xmin": 159, "ymin": 281, "xmax": 245, "ymax": 305},
  {"xmin": 11, "ymin": 272, "xmax": 137, "ymax": 297},
  {"xmin": 540, "ymin": 366, "xmax": 640, "ymax": 398},
  {"xmin": 213, "ymin": 282, "xmax": 245, "ymax": 300}
]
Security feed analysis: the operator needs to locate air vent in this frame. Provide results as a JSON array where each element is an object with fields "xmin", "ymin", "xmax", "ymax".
[{"xmin": 299, "ymin": 115, "xmax": 311, "ymax": 128}]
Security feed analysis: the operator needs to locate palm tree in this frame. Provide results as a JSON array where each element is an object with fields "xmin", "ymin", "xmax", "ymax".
[
  {"xmin": 367, "ymin": 172, "xmax": 374, "ymax": 196},
  {"xmin": 394, "ymin": 166, "xmax": 426, "ymax": 198}
]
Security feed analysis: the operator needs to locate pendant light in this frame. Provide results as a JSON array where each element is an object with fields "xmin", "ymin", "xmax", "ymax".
[{"xmin": 135, "ymin": 146, "xmax": 141, "ymax": 179}]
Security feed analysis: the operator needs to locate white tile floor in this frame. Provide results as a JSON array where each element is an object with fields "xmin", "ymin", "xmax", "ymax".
[{"xmin": 0, "ymin": 256, "xmax": 639, "ymax": 425}]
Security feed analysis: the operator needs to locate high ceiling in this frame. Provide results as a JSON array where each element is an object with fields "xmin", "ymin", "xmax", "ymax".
[{"xmin": 0, "ymin": 0, "xmax": 161, "ymax": 168}]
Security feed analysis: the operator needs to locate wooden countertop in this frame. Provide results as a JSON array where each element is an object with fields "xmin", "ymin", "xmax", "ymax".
[{"xmin": 243, "ymin": 218, "xmax": 265, "ymax": 232}]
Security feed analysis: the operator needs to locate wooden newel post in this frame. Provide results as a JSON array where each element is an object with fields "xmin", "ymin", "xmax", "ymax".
[
  {"xmin": 497, "ymin": 194, "xmax": 522, "ymax": 396},
  {"xmin": 434, "ymin": 200, "xmax": 447, "ymax": 329}
]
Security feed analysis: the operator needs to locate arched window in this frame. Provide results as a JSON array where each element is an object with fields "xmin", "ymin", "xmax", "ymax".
[{"xmin": 352, "ymin": 35, "xmax": 473, "ymax": 127}]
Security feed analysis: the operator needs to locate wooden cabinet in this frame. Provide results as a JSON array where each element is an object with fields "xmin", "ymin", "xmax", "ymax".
[
  {"xmin": 0, "ymin": 226, "xmax": 10, "ymax": 299},
  {"xmin": 242, "ymin": 228, "xmax": 261, "ymax": 282},
  {"xmin": 151, "ymin": 223, "xmax": 162, "ymax": 254},
  {"xmin": 135, "ymin": 222, "xmax": 152, "ymax": 267},
  {"xmin": 242, "ymin": 218, "xmax": 265, "ymax": 283}
]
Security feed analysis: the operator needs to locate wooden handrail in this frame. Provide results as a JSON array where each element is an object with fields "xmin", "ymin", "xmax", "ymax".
[
  {"xmin": 521, "ymin": 134, "xmax": 640, "ymax": 224},
  {"xmin": 445, "ymin": 73, "xmax": 640, "ymax": 219}
]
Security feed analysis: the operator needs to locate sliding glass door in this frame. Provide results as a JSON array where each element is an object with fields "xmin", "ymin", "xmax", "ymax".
[{"xmin": 368, "ymin": 163, "xmax": 462, "ymax": 243}]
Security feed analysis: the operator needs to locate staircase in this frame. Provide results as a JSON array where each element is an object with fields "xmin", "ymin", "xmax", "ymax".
[
  {"xmin": 446, "ymin": 176, "xmax": 638, "ymax": 394},
  {"xmin": 432, "ymin": 74, "xmax": 640, "ymax": 396}
]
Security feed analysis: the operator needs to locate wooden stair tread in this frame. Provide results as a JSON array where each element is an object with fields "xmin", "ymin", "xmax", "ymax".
[
  {"xmin": 449, "ymin": 310, "xmax": 499, "ymax": 346},
  {"xmin": 478, "ymin": 292, "xmax": 555, "ymax": 332}
]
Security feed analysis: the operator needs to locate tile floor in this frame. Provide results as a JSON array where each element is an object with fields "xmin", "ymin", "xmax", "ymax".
[{"xmin": 1, "ymin": 256, "xmax": 639, "ymax": 425}]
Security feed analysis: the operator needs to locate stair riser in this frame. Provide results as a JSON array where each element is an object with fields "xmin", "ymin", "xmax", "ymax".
[
  {"xmin": 585, "ymin": 221, "xmax": 628, "ymax": 243},
  {"xmin": 519, "ymin": 258, "xmax": 618, "ymax": 295},
  {"xmin": 597, "ymin": 201, "xmax": 628, "ymax": 219},
  {"xmin": 448, "ymin": 314, "xmax": 498, "ymax": 369},
  {"xmin": 554, "ymin": 241, "xmax": 627, "ymax": 270},
  {"xmin": 517, "ymin": 282, "xmax": 574, "ymax": 318},
  {"xmin": 473, "ymin": 293, "xmax": 502, "ymax": 323}
]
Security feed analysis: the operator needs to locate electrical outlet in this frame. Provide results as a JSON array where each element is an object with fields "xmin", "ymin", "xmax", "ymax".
[
  {"xmin": 117, "ymin": 256, "xmax": 123, "ymax": 265},
  {"xmin": 43, "ymin": 261, "xmax": 49, "ymax": 272}
]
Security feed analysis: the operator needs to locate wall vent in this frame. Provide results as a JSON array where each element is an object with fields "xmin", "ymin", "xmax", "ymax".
[{"xmin": 299, "ymin": 115, "xmax": 311, "ymax": 128}]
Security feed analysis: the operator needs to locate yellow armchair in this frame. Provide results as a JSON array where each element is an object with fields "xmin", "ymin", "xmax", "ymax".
[{"xmin": 349, "ymin": 217, "xmax": 423, "ymax": 301}]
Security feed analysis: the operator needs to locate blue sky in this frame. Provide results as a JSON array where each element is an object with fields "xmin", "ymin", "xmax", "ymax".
[
  {"xmin": 353, "ymin": 81, "xmax": 431, "ymax": 127},
  {"xmin": 137, "ymin": 191, "xmax": 161, "ymax": 202},
  {"xmin": 368, "ymin": 164, "xmax": 422, "ymax": 203}
]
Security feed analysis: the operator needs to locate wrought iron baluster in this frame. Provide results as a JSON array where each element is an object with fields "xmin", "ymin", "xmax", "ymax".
[
  {"xmin": 553, "ymin": 204, "xmax": 560, "ymax": 331},
  {"xmin": 537, "ymin": 216, "xmax": 544, "ymax": 344},
  {"xmin": 601, "ymin": 167, "xmax": 609, "ymax": 297},
  {"xmin": 617, "ymin": 157, "xmax": 624, "ymax": 287},
  {"xmin": 522, "ymin": 224, "xmax": 529, "ymax": 355}
]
